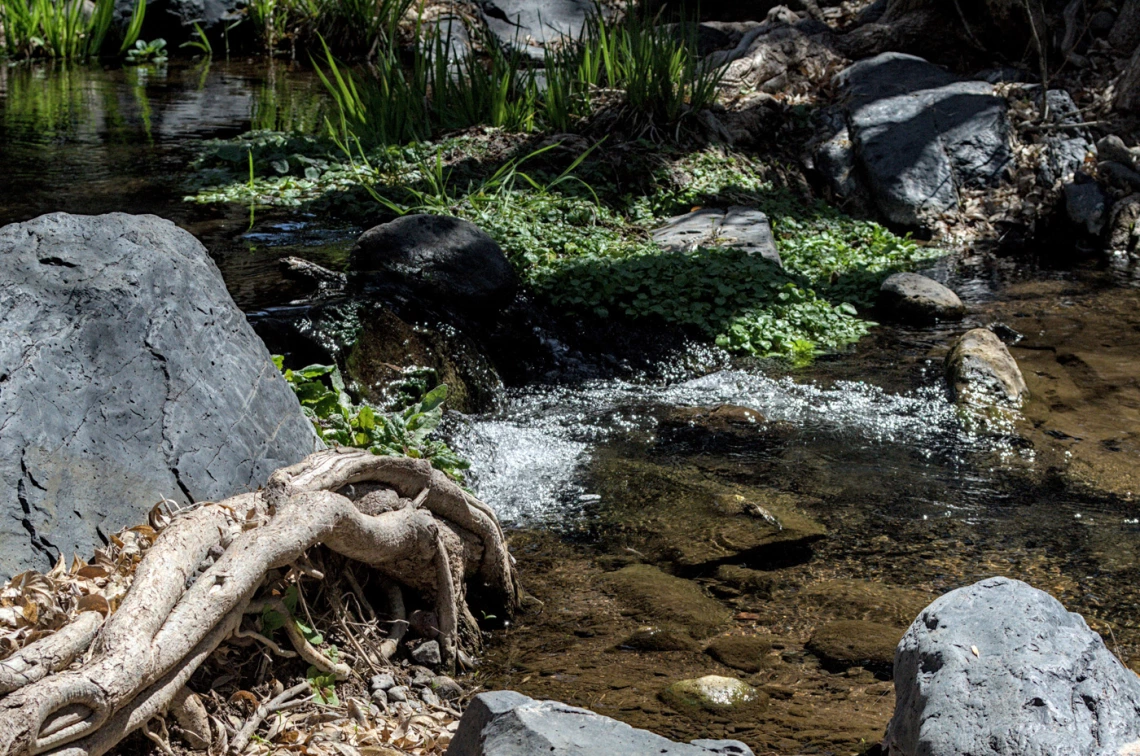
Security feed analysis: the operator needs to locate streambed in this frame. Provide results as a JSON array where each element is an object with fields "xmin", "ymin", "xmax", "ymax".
[{"xmin": 3, "ymin": 60, "xmax": 1140, "ymax": 756}]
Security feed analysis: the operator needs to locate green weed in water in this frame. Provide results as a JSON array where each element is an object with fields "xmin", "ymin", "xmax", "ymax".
[{"xmin": 0, "ymin": 0, "xmax": 144, "ymax": 60}]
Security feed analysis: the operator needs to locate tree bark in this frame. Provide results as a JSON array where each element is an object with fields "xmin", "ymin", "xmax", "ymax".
[{"xmin": 0, "ymin": 448, "xmax": 518, "ymax": 756}]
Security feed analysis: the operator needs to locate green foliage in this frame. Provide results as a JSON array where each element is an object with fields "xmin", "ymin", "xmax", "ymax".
[
  {"xmin": 125, "ymin": 38, "xmax": 167, "ymax": 64},
  {"xmin": 274, "ymin": 357, "xmax": 470, "ymax": 482},
  {"xmin": 307, "ymin": 665, "xmax": 339, "ymax": 706},
  {"xmin": 314, "ymin": 8, "xmax": 722, "ymax": 149},
  {"xmin": 0, "ymin": 0, "xmax": 144, "ymax": 59},
  {"xmin": 179, "ymin": 23, "xmax": 211, "ymax": 56}
]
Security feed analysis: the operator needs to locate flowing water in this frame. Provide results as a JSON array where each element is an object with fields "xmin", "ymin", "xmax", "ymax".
[{"xmin": 4, "ymin": 60, "xmax": 1140, "ymax": 756}]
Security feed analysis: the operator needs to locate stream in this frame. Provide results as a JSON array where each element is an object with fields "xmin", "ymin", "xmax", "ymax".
[{"xmin": 4, "ymin": 60, "xmax": 1140, "ymax": 755}]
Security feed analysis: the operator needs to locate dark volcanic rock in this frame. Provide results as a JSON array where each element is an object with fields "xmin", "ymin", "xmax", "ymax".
[
  {"xmin": 447, "ymin": 690, "xmax": 754, "ymax": 755},
  {"xmin": 0, "ymin": 213, "xmax": 320, "ymax": 578},
  {"xmin": 115, "ymin": 0, "xmax": 247, "ymax": 43},
  {"xmin": 878, "ymin": 272, "xmax": 965, "ymax": 324},
  {"xmin": 835, "ymin": 53, "xmax": 1012, "ymax": 227},
  {"xmin": 350, "ymin": 215, "xmax": 518, "ymax": 318},
  {"xmin": 886, "ymin": 576, "xmax": 1140, "ymax": 756}
]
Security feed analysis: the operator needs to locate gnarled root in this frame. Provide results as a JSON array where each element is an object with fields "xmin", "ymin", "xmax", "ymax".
[{"xmin": 0, "ymin": 448, "xmax": 518, "ymax": 756}]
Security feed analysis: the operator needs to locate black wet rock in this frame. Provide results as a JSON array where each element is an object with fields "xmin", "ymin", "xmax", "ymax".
[
  {"xmin": 886, "ymin": 576, "xmax": 1140, "ymax": 756},
  {"xmin": 878, "ymin": 272, "xmax": 965, "ymax": 324},
  {"xmin": 0, "ymin": 213, "xmax": 320, "ymax": 579},
  {"xmin": 349, "ymin": 215, "xmax": 518, "ymax": 318}
]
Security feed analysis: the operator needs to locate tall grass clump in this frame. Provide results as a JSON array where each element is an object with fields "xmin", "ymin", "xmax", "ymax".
[
  {"xmin": 315, "ymin": 7, "xmax": 724, "ymax": 149},
  {"xmin": 0, "ymin": 0, "xmax": 144, "ymax": 59}
]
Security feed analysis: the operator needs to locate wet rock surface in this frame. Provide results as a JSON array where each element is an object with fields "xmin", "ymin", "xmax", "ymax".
[
  {"xmin": 603, "ymin": 564, "xmax": 731, "ymax": 639},
  {"xmin": 887, "ymin": 577, "xmax": 1140, "ymax": 756},
  {"xmin": 350, "ymin": 214, "xmax": 518, "ymax": 318},
  {"xmin": 945, "ymin": 327, "xmax": 1028, "ymax": 408},
  {"xmin": 477, "ymin": 0, "xmax": 594, "ymax": 60},
  {"xmin": 835, "ymin": 53, "xmax": 1012, "ymax": 226},
  {"xmin": 704, "ymin": 635, "xmax": 773, "ymax": 673},
  {"xmin": 878, "ymin": 272, "xmax": 965, "ymax": 324},
  {"xmin": 589, "ymin": 456, "xmax": 826, "ymax": 568},
  {"xmin": 806, "ymin": 620, "xmax": 901, "ymax": 677},
  {"xmin": 448, "ymin": 691, "xmax": 754, "ymax": 755},
  {"xmin": 0, "ymin": 212, "xmax": 320, "ymax": 578}
]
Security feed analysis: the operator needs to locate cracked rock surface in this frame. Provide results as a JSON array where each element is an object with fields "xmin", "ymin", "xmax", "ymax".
[{"xmin": 0, "ymin": 212, "xmax": 321, "ymax": 578}]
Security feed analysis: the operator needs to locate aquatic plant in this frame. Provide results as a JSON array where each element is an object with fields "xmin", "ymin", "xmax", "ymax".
[
  {"xmin": 0, "ymin": 0, "xmax": 144, "ymax": 60},
  {"xmin": 275, "ymin": 357, "xmax": 471, "ymax": 482},
  {"xmin": 124, "ymin": 37, "xmax": 167, "ymax": 64}
]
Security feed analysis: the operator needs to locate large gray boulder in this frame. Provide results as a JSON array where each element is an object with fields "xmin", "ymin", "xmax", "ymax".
[
  {"xmin": 835, "ymin": 53, "xmax": 1012, "ymax": 227},
  {"xmin": 478, "ymin": 0, "xmax": 594, "ymax": 60},
  {"xmin": 886, "ymin": 576, "xmax": 1140, "ymax": 756},
  {"xmin": 447, "ymin": 691, "xmax": 753, "ymax": 756},
  {"xmin": 0, "ymin": 213, "xmax": 321, "ymax": 578},
  {"xmin": 349, "ymin": 215, "xmax": 518, "ymax": 318},
  {"xmin": 652, "ymin": 207, "xmax": 782, "ymax": 266}
]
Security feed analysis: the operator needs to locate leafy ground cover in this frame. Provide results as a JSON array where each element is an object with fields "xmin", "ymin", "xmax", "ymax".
[{"xmin": 194, "ymin": 136, "xmax": 940, "ymax": 360}]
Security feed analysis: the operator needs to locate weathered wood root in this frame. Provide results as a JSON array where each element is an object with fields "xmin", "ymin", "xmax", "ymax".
[{"xmin": 0, "ymin": 448, "xmax": 518, "ymax": 756}]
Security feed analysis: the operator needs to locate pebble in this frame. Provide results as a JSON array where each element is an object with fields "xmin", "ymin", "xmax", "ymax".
[
  {"xmin": 420, "ymin": 687, "xmax": 441, "ymax": 707},
  {"xmin": 387, "ymin": 685, "xmax": 409, "ymax": 703},
  {"xmin": 370, "ymin": 673, "xmax": 396, "ymax": 692},
  {"xmin": 410, "ymin": 666, "xmax": 434, "ymax": 688},
  {"xmin": 370, "ymin": 689, "xmax": 388, "ymax": 707},
  {"xmin": 430, "ymin": 675, "xmax": 463, "ymax": 701}
]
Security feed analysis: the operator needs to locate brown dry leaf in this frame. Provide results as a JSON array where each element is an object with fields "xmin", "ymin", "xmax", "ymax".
[{"xmin": 77, "ymin": 594, "xmax": 110, "ymax": 616}]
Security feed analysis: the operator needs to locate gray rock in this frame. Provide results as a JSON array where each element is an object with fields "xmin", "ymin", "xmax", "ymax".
[
  {"xmin": 1064, "ymin": 181, "xmax": 1108, "ymax": 236},
  {"xmin": 350, "ymin": 215, "xmax": 517, "ymax": 318},
  {"xmin": 945, "ymin": 328, "xmax": 1028, "ymax": 408},
  {"xmin": 814, "ymin": 125, "xmax": 863, "ymax": 200},
  {"xmin": 421, "ymin": 686, "xmax": 441, "ymax": 707},
  {"xmin": 411, "ymin": 640, "xmax": 442, "ymax": 667},
  {"xmin": 886, "ymin": 576, "xmax": 1140, "ymax": 756},
  {"xmin": 1037, "ymin": 90, "xmax": 1094, "ymax": 186},
  {"xmin": 879, "ymin": 272, "xmax": 965, "ymax": 324},
  {"xmin": 652, "ymin": 207, "xmax": 782, "ymax": 266},
  {"xmin": 0, "ymin": 213, "xmax": 320, "ymax": 578},
  {"xmin": 836, "ymin": 53, "xmax": 1012, "ymax": 227},
  {"xmin": 410, "ymin": 666, "xmax": 434, "ymax": 687},
  {"xmin": 430, "ymin": 675, "xmax": 464, "ymax": 701},
  {"xmin": 371, "ymin": 688, "xmax": 388, "ymax": 707},
  {"xmin": 387, "ymin": 685, "xmax": 409, "ymax": 703},
  {"xmin": 115, "ymin": 0, "xmax": 246, "ymax": 43},
  {"xmin": 446, "ymin": 690, "xmax": 755, "ymax": 756},
  {"xmin": 1100, "ymin": 161, "xmax": 1140, "ymax": 192},
  {"xmin": 479, "ymin": 0, "xmax": 594, "ymax": 60},
  {"xmin": 370, "ymin": 673, "xmax": 396, "ymax": 692},
  {"xmin": 1098, "ymin": 135, "xmax": 1140, "ymax": 173},
  {"xmin": 660, "ymin": 676, "xmax": 767, "ymax": 718},
  {"xmin": 1109, "ymin": 0, "xmax": 1140, "ymax": 52}
]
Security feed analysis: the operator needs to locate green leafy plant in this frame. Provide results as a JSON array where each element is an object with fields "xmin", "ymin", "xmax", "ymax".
[
  {"xmin": 274, "ymin": 357, "xmax": 470, "ymax": 481},
  {"xmin": 179, "ymin": 22, "xmax": 212, "ymax": 56},
  {"xmin": 125, "ymin": 38, "xmax": 167, "ymax": 64}
]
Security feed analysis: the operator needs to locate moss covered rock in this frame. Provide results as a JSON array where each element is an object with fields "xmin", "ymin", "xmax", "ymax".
[
  {"xmin": 602, "ymin": 564, "xmax": 730, "ymax": 639},
  {"xmin": 617, "ymin": 626, "xmax": 701, "ymax": 652},
  {"xmin": 660, "ymin": 675, "xmax": 768, "ymax": 719},
  {"xmin": 800, "ymin": 579, "xmax": 934, "ymax": 627},
  {"xmin": 705, "ymin": 634, "xmax": 773, "ymax": 673},
  {"xmin": 807, "ymin": 620, "xmax": 902, "ymax": 677}
]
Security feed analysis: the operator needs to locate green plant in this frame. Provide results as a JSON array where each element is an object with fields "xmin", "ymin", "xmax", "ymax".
[
  {"xmin": 275, "ymin": 357, "xmax": 470, "ymax": 482},
  {"xmin": 125, "ymin": 37, "xmax": 167, "ymax": 64},
  {"xmin": 179, "ymin": 22, "xmax": 212, "ymax": 55},
  {"xmin": 0, "ymin": 0, "xmax": 144, "ymax": 59}
]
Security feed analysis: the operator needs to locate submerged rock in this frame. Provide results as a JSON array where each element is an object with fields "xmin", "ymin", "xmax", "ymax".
[
  {"xmin": 350, "ymin": 214, "xmax": 518, "ymax": 318},
  {"xmin": 704, "ymin": 634, "xmax": 772, "ymax": 673},
  {"xmin": 886, "ymin": 576, "xmax": 1140, "ymax": 756},
  {"xmin": 602, "ymin": 564, "xmax": 730, "ymax": 639},
  {"xmin": 715, "ymin": 565, "xmax": 775, "ymax": 598},
  {"xmin": 1107, "ymin": 193, "xmax": 1140, "ymax": 255},
  {"xmin": 664, "ymin": 404, "xmax": 766, "ymax": 434},
  {"xmin": 799, "ymin": 579, "xmax": 935, "ymax": 628},
  {"xmin": 589, "ymin": 456, "xmax": 826, "ymax": 568},
  {"xmin": 618, "ymin": 626, "xmax": 701, "ymax": 653},
  {"xmin": 660, "ymin": 675, "xmax": 768, "ymax": 718},
  {"xmin": 652, "ymin": 207, "xmax": 782, "ymax": 266},
  {"xmin": 807, "ymin": 620, "xmax": 901, "ymax": 677},
  {"xmin": 448, "ymin": 690, "xmax": 754, "ymax": 755},
  {"xmin": 835, "ymin": 53, "xmax": 1012, "ymax": 227},
  {"xmin": 0, "ymin": 213, "xmax": 320, "ymax": 578},
  {"xmin": 878, "ymin": 272, "xmax": 965, "ymax": 324},
  {"xmin": 945, "ymin": 328, "xmax": 1028, "ymax": 408}
]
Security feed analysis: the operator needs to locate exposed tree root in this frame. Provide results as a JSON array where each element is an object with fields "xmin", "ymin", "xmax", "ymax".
[{"xmin": 0, "ymin": 448, "xmax": 519, "ymax": 756}]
